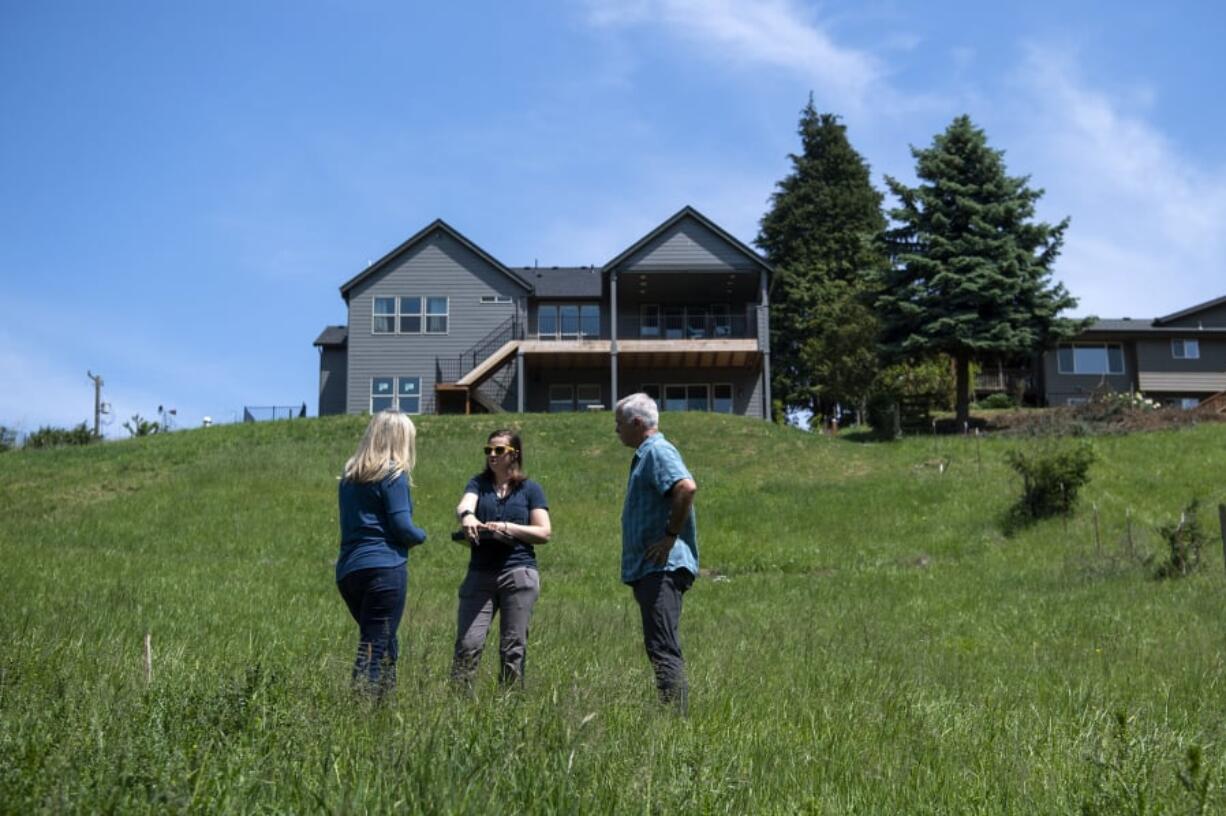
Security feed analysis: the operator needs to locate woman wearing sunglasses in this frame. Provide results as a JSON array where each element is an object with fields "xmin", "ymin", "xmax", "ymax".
[{"xmin": 451, "ymin": 429, "xmax": 551, "ymax": 688}]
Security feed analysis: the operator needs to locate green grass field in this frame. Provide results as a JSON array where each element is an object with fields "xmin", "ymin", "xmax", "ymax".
[{"xmin": 2, "ymin": 412, "xmax": 1226, "ymax": 813}]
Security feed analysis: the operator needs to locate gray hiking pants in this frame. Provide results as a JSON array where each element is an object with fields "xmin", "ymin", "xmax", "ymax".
[{"xmin": 452, "ymin": 566, "xmax": 540, "ymax": 687}]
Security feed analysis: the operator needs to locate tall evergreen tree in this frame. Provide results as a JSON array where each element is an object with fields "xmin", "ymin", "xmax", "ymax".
[
  {"xmin": 757, "ymin": 98, "xmax": 887, "ymax": 422},
  {"xmin": 878, "ymin": 115, "xmax": 1083, "ymax": 427}
]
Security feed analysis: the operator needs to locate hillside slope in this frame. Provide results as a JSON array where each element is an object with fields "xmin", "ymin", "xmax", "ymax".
[{"xmin": 2, "ymin": 413, "xmax": 1225, "ymax": 812}]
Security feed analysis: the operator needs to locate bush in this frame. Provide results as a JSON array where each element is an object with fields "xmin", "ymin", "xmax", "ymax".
[
  {"xmin": 123, "ymin": 414, "xmax": 161, "ymax": 437},
  {"xmin": 1153, "ymin": 499, "xmax": 1205, "ymax": 579},
  {"xmin": 978, "ymin": 393, "xmax": 1015, "ymax": 410},
  {"xmin": 865, "ymin": 392, "xmax": 899, "ymax": 439},
  {"xmin": 0, "ymin": 426, "xmax": 15, "ymax": 452},
  {"xmin": 24, "ymin": 422, "xmax": 97, "ymax": 449},
  {"xmin": 1005, "ymin": 442, "xmax": 1096, "ymax": 520}
]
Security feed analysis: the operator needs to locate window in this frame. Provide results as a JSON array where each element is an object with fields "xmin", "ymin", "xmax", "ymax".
[
  {"xmin": 537, "ymin": 304, "xmax": 599, "ymax": 340},
  {"xmin": 1066, "ymin": 397, "xmax": 1089, "ymax": 406},
  {"xmin": 399, "ymin": 297, "xmax": 422, "ymax": 334},
  {"xmin": 1172, "ymin": 339, "xmax": 1200, "ymax": 359},
  {"xmin": 480, "ymin": 295, "xmax": 513, "ymax": 304},
  {"xmin": 640, "ymin": 305, "xmax": 660, "ymax": 338},
  {"xmin": 663, "ymin": 306, "xmax": 685, "ymax": 339},
  {"xmin": 1180, "ymin": 397, "xmax": 1201, "ymax": 410},
  {"xmin": 426, "ymin": 297, "xmax": 448, "ymax": 333},
  {"xmin": 397, "ymin": 377, "xmax": 421, "ymax": 414},
  {"xmin": 659, "ymin": 383, "xmax": 730, "ymax": 412},
  {"xmin": 576, "ymin": 384, "xmax": 602, "ymax": 410},
  {"xmin": 663, "ymin": 385, "xmax": 687, "ymax": 412},
  {"xmin": 548, "ymin": 385, "xmax": 574, "ymax": 412},
  {"xmin": 373, "ymin": 298, "xmax": 396, "ymax": 334},
  {"xmin": 372, "ymin": 295, "xmax": 444, "ymax": 334},
  {"xmin": 642, "ymin": 304, "xmax": 734, "ymax": 338},
  {"xmin": 371, "ymin": 377, "xmax": 395, "ymax": 412},
  {"xmin": 642, "ymin": 384, "xmax": 661, "ymax": 403},
  {"xmin": 1057, "ymin": 344, "xmax": 1124, "ymax": 375},
  {"xmin": 370, "ymin": 377, "xmax": 422, "ymax": 414}
]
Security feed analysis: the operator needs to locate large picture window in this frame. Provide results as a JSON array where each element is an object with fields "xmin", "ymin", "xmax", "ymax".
[
  {"xmin": 642, "ymin": 304, "xmax": 733, "ymax": 338},
  {"xmin": 372, "ymin": 296, "xmax": 446, "ymax": 335},
  {"xmin": 1057, "ymin": 344, "xmax": 1124, "ymax": 375},
  {"xmin": 537, "ymin": 304, "xmax": 599, "ymax": 340},
  {"xmin": 370, "ymin": 376, "xmax": 422, "ymax": 414}
]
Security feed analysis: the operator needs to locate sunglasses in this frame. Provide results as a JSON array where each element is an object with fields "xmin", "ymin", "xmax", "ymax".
[{"xmin": 483, "ymin": 445, "xmax": 517, "ymax": 456}]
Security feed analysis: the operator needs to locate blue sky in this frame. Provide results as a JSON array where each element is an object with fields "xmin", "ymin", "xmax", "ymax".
[{"xmin": 3, "ymin": 1, "xmax": 1224, "ymax": 434}]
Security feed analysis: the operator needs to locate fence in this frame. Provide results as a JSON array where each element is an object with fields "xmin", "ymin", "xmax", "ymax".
[{"xmin": 243, "ymin": 404, "xmax": 307, "ymax": 422}]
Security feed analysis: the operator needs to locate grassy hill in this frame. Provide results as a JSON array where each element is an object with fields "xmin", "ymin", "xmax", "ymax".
[{"xmin": 2, "ymin": 412, "xmax": 1226, "ymax": 813}]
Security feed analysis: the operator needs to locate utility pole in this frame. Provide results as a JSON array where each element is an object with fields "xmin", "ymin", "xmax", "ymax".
[{"xmin": 87, "ymin": 371, "xmax": 103, "ymax": 438}]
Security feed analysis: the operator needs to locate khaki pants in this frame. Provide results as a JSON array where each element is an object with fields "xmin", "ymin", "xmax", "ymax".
[{"xmin": 452, "ymin": 566, "xmax": 540, "ymax": 687}]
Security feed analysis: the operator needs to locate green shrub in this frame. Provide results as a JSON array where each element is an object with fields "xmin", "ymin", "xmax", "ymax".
[
  {"xmin": 865, "ymin": 392, "xmax": 899, "ymax": 439},
  {"xmin": 24, "ymin": 422, "xmax": 97, "ymax": 449},
  {"xmin": 0, "ymin": 426, "xmax": 15, "ymax": 452},
  {"xmin": 978, "ymin": 393, "xmax": 1015, "ymax": 410},
  {"xmin": 123, "ymin": 414, "xmax": 161, "ymax": 437},
  {"xmin": 1005, "ymin": 442, "xmax": 1096, "ymax": 519},
  {"xmin": 1153, "ymin": 499, "xmax": 1205, "ymax": 579}
]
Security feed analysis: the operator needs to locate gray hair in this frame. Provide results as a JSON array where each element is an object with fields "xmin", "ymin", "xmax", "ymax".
[{"xmin": 615, "ymin": 392, "xmax": 659, "ymax": 429}]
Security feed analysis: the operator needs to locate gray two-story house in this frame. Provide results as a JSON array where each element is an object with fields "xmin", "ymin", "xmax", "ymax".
[
  {"xmin": 313, "ymin": 206, "xmax": 773, "ymax": 420},
  {"xmin": 1042, "ymin": 294, "xmax": 1226, "ymax": 407}
]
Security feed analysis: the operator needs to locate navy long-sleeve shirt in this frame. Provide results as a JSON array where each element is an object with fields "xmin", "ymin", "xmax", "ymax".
[{"xmin": 336, "ymin": 470, "xmax": 428, "ymax": 581}]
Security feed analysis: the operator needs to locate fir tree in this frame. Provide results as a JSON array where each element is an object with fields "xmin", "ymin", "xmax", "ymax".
[
  {"xmin": 878, "ymin": 115, "xmax": 1084, "ymax": 427},
  {"xmin": 757, "ymin": 98, "xmax": 887, "ymax": 422}
]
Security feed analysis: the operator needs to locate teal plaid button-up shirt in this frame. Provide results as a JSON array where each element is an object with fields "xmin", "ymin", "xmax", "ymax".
[{"xmin": 620, "ymin": 432, "xmax": 698, "ymax": 584}]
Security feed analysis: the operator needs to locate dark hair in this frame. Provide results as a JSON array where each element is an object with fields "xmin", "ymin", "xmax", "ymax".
[{"xmin": 481, "ymin": 428, "xmax": 526, "ymax": 488}]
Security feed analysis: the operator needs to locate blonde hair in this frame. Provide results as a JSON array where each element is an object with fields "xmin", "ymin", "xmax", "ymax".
[{"xmin": 343, "ymin": 411, "xmax": 417, "ymax": 484}]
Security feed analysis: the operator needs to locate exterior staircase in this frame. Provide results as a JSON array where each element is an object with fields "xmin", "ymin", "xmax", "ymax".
[{"xmin": 436, "ymin": 316, "xmax": 523, "ymax": 413}]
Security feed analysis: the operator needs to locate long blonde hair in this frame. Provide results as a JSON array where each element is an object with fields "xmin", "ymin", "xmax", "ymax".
[{"xmin": 343, "ymin": 411, "xmax": 417, "ymax": 484}]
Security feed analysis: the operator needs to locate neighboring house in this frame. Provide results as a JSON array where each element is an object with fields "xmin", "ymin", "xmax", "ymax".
[
  {"xmin": 1041, "ymin": 294, "xmax": 1226, "ymax": 407},
  {"xmin": 313, "ymin": 206, "xmax": 773, "ymax": 419}
]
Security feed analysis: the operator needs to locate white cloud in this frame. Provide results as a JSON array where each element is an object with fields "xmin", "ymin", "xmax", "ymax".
[
  {"xmin": 1009, "ymin": 45, "xmax": 1226, "ymax": 317},
  {"xmin": 582, "ymin": 0, "xmax": 884, "ymax": 112}
]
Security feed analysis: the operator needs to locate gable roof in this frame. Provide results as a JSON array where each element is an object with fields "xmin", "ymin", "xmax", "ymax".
[
  {"xmin": 338, "ymin": 219, "xmax": 533, "ymax": 300},
  {"xmin": 1154, "ymin": 294, "xmax": 1226, "ymax": 325},
  {"xmin": 601, "ymin": 205, "xmax": 773, "ymax": 275}
]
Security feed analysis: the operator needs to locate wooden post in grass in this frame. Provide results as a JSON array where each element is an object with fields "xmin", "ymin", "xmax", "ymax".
[
  {"xmin": 1219, "ymin": 504, "xmax": 1225, "ymax": 574},
  {"xmin": 1093, "ymin": 504, "xmax": 1102, "ymax": 556},
  {"xmin": 143, "ymin": 632, "xmax": 152, "ymax": 685}
]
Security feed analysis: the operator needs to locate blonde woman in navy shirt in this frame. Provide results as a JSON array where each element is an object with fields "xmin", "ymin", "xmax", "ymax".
[
  {"xmin": 336, "ymin": 410, "xmax": 427, "ymax": 697},
  {"xmin": 452, "ymin": 429, "xmax": 551, "ymax": 688}
]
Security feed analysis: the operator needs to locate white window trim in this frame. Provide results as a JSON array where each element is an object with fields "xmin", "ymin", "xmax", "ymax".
[
  {"xmin": 372, "ymin": 297, "xmax": 397, "ymax": 335},
  {"xmin": 1172, "ymin": 338, "xmax": 1200, "ymax": 359},
  {"xmin": 370, "ymin": 376, "xmax": 423, "ymax": 414},
  {"xmin": 425, "ymin": 297, "xmax": 449, "ymax": 335},
  {"xmin": 372, "ymin": 296, "xmax": 448, "ymax": 335},
  {"xmin": 480, "ymin": 295, "xmax": 513, "ymax": 304},
  {"xmin": 1057, "ymin": 343, "xmax": 1125, "ymax": 375}
]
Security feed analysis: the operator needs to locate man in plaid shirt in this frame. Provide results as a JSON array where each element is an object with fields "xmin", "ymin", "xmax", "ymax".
[{"xmin": 614, "ymin": 392, "xmax": 698, "ymax": 712}]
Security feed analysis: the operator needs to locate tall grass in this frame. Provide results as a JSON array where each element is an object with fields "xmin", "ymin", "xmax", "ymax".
[{"xmin": 2, "ymin": 412, "xmax": 1225, "ymax": 812}]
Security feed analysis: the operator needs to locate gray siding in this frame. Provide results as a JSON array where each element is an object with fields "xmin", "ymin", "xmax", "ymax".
[
  {"xmin": 1160, "ymin": 303, "xmax": 1226, "ymax": 328},
  {"xmin": 1042, "ymin": 346, "xmax": 1135, "ymax": 405},
  {"xmin": 318, "ymin": 347, "xmax": 348, "ymax": 416},
  {"xmin": 620, "ymin": 219, "xmax": 759, "ymax": 272},
  {"xmin": 345, "ymin": 229, "xmax": 529, "ymax": 415},
  {"xmin": 1136, "ymin": 338, "xmax": 1226, "ymax": 372}
]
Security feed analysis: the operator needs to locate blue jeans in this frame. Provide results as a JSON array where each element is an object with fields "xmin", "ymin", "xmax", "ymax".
[{"xmin": 337, "ymin": 565, "xmax": 407, "ymax": 695}]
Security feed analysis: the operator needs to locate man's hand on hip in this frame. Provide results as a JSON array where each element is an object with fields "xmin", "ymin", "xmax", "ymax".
[{"xmin": 645, "ymin": 534, "xmax": 676, "ymax": 566}]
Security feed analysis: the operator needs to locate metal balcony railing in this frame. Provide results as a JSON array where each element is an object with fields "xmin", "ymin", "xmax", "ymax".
[
  {"xmin": 616, "ymin": 312, "xmax": 755, "ymax": 340},
  {"xmin": 436, "ymin": 315, "xmax": 523, "ymax": 385}
]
